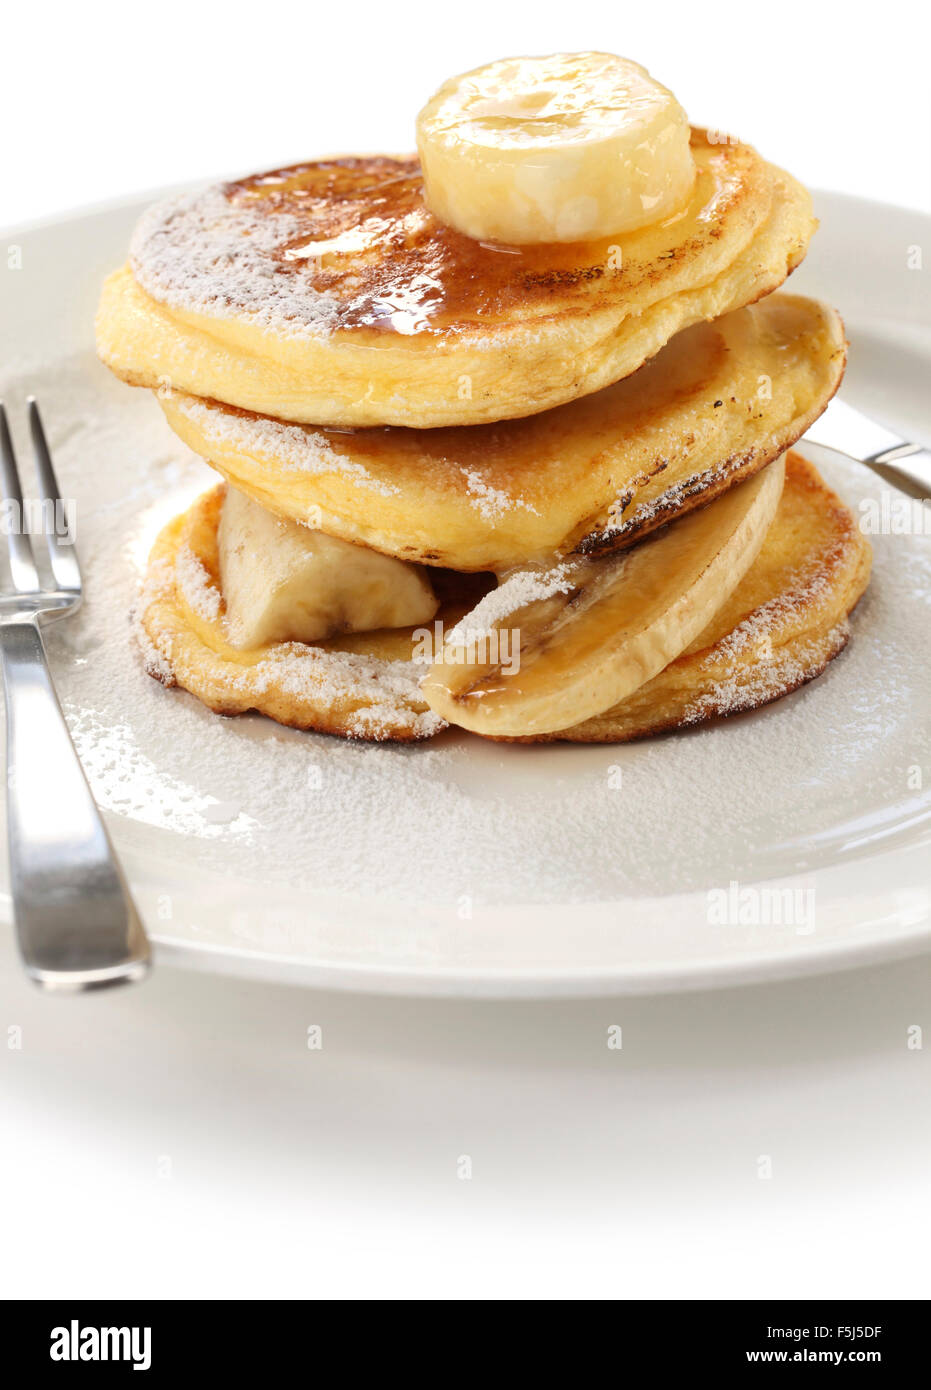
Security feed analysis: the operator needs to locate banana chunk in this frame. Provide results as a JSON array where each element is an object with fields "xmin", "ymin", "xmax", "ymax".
[
  {"xmin": 416, "ymin": 51, "xmax": 695, "ymax": 244},
  {"xmin": 422, "ymin": 458, "xmax": 786, "ymax": 737},
  {"xmin": 218, "ymin": 486, "xmax": 438, "ymax": 649}
]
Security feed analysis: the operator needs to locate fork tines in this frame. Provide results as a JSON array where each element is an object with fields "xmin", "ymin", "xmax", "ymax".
[{"xmin": 0, "ymin": 399, "xmax": 80, "ymax": 595}]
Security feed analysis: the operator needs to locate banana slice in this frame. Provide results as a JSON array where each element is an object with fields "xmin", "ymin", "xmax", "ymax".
[
  {"xmin": 416, "ymin": 52, "xmax": 695, "ymax": 244},
  {"xmin": 422, "ymin": 458, "xmax": 786, "ymax": 737},
  {"xmin": 218, "ymin": 485, "xmax": 438, "ymax": 649}
]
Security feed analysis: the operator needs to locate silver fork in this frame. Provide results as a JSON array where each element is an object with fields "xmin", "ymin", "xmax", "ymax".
[
  {"xmin": 0, "ymin": 398, "xmax": 149, "ymax": 991},
  {"xmin": 804, "ymin": 398, "xmax": 931, "ymax": 501}
]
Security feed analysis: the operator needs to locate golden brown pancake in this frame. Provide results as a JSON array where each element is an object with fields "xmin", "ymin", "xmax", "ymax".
[
  {"xmin": 97, "ymin": 131, "xmax": 815, "ymax": 428},
  {"xmin": 135, "ymin": 485, "xmax": 492, "ymax": 742},
  {"xmin": 156, "ymin": 294, "xmax": 845, "ymax": 572},
  {"xmin": 137, "ymin": 454, "xmax": 869, "ymax": 743}
]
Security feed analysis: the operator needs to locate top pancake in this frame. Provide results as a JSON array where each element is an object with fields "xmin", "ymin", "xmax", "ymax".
[{"xmin": 96, "ymin": 130, "xmax": 815, "ymax": 428}]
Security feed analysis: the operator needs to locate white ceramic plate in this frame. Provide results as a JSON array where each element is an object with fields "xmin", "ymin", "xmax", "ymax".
[{"xmin": 0, "ymin": 189, "xmax": 929, "ymax": 997}]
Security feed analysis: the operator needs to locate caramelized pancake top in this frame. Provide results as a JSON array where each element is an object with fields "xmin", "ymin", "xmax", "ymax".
[
  {"xmin": 99, "ymin": 131, "xmax": 816, "ymax": 427},
  {"xmin": 132, "ymin": 134, "xmax": 767, "ymax": 341}
]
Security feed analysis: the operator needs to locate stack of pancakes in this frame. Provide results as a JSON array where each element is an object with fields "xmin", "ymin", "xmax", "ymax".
[{"xmin": 96, "ymin": 130, "xmax": 870, "ymax": 743}]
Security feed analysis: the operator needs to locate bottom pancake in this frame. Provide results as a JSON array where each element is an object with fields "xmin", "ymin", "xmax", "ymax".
[
  {"xmin": 135, "ymin": 452, "xmax": 870, "ymax": 743},
  {"xmin": 135, "ymin": 487, "xmax": 492, "ymax": 742}
]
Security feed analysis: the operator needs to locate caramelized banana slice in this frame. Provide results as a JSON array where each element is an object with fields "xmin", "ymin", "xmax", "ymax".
[{"xmin": 422, "ymin": 457, "xmax": 785, "ymax": 737}]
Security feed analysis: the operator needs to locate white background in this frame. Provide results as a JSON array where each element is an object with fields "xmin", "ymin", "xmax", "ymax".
[
  {"xmin": 2, "ymin": 0, "xmax": 930, "ymax": 226},
  {"xmin": 2, "ymin": 0, "xmax": 931, "ymax": 1302}
]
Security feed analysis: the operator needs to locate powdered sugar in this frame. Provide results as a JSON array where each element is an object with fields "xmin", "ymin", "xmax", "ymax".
[
  {"xmin": 130, "ymin": 556, "xmax": 176, "ymax": 685},
  {"xmin": 130, "ymin": 187, "xmax": 340, "ymax": 340},
  {"xmin": 175, "ymin": 543, "xmax": 221, "ymax": 622},
  {"xmin": 597, "ymin": 452, "xmax": 754, "ymax": 546},
  {"xmin": 684, "ymin": 621, "xmax": 849, "ymax": 723},
  {"xmin": 460, "ymin": 467, "xmax": 537, "ymax": 520},
  {"xmin": 447, "ymin": 563, "xmax": 576, "ymax": 643},
  {"xmin": 223, "ymin": 641, "xmax": 443, "ymax": 741},
  {"xmin": 702, "ymin": 567, "xmax": 833, "ymax": 666},
  {"xmin": 176, "ymin": 394, "xmax": 539, "ymax": 520},
  {"xmin": 172, "ymin": 394, "xmax": 399, "ymax": 498}
]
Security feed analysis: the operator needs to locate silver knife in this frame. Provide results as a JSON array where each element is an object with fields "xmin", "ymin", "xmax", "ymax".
[{"xmin": 804, "ymin": 398, "xmax": 931, "ymax": 503}]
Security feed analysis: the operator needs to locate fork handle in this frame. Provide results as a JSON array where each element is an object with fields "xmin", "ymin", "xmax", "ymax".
[{"xmin": 0, "ymin": 620, "xmax": 149, "ymax": 990}]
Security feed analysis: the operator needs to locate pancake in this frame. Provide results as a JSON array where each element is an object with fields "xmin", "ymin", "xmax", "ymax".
[
  {"xmin": 157, "ymin": 294, "xmax": 845, "ymax": 573},
  {"xmin": 136, "ymin": 454, "xmax": 869, "ymax": 743},
  {"xmin": 135, "ymin": 485, "xmax": 492, "ymax": 742},
  {"xmin": 96, "ymin": 130, "xmax": 815, "ymax": 429}
]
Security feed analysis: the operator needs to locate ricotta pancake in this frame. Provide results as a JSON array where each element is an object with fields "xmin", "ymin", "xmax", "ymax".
[
  {"xmin": 136, "ymin": 486, "xmax": 491, "ymax": 742},
  {"xmin": 136, "ymin": 455, "xmax": 869, "ymax": 743},
  {"xmin": 157, "ymin": 294, "xmax": 845, "ymax": 573},
  {"xmin": 97, "ymin": 131, "xmax": 815, "ymax": 429}
]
